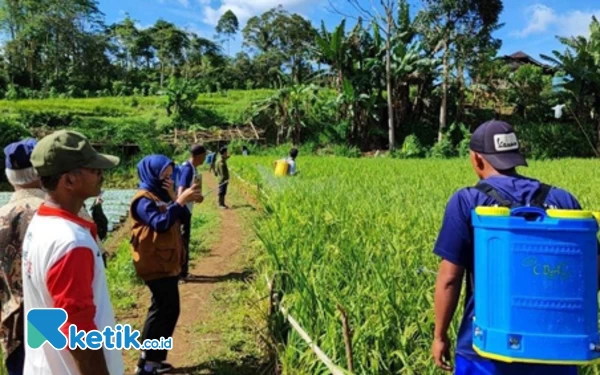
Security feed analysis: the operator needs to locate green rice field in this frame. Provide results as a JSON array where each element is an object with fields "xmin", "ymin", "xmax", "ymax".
[{"xmin": 230, "ymin": 156, "xmax": 600, "ymax": 375}]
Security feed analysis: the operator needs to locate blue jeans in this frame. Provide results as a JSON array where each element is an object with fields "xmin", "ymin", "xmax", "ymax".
[
  {"xmin": 455, "ymin": 354, "xmax": 578, "ymax": 375},
  {"xmin": 5, "ymin": 344, "xmax": 24, "ymax": 375}
]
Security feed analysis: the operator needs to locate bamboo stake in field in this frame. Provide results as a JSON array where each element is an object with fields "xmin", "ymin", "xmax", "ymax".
[{"xmin": 266, "ymin": 276, "xmax": 349, "ymax": 375}]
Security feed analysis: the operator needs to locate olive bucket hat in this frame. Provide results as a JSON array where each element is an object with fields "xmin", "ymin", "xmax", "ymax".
[{"xmin": 30, "ymin": 130, "xmax": 120, "ymax": 176}]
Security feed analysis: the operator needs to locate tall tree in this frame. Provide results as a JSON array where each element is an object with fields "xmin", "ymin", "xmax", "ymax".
[
  {"xmin": 417, "ymin": 0, "xmax": 503, "ymax": 142},
  {"xmin": 215, "ymin": 10, "xmax": 239, "ymax": 55},
  {"xmin": 0, "ymin": 0, "xmax": 107, "ymax": 91},
  {"xmin": 108, "ymin": 14, "xmax": 140, "ymax": 70},
  {"xmin": 150, "ymin": 19, "xmax": 189, "ymax": 87},
  {"xmin": 243, "ymin": 6, "xmax": 317, "ymax": 84}
]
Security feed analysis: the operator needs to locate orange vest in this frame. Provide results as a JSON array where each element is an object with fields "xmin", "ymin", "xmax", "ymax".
[{"xmin": 129, "ymin": 190, "xmax": 183, "ymax": 281}]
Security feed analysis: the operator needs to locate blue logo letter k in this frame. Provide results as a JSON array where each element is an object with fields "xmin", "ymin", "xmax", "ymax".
[{"xmin": 26, "ymin": 308, "xmax": 68, "ymax": 350}]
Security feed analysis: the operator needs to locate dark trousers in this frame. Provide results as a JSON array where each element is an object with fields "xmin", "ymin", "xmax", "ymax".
[
  {"xmin": 6, "ymin": 343, "xmax": 24, "ymax": 375},
  {"xmin": 180, "ymin": 215, "xmax": 191, "ymax": 278},
  {"xmin": 141, "ymin": 277, "xmax": 180, "ymax": 362},
  {"xmin": 218, "ymin": 182, "xmax": 228, "ymax": 205}
]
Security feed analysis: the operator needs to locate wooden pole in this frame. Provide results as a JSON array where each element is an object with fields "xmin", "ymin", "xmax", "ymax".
[{"xmin": 249, "ymin": 120, "xmax": 260, "ymax": 139}]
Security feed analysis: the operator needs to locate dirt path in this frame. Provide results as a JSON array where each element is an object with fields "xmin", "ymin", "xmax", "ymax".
[
  {"xmin": 121, "ymin": 172, "xmax": 259, "ymax": 375},
  {"xmin": 166, "ymin": 173, "xmax": 247, "ymax": 373}
]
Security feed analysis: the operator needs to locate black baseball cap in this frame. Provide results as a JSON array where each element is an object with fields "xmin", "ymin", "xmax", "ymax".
[{"xmin": 469, "ymin": 120, "xmax": 527, "ymax": 170}]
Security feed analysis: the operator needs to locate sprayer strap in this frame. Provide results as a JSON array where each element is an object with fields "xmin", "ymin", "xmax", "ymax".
[
  {"xmin": 474, "ymin": 182, "xmax": 553, "ymax": 208},
  {"xmin": 530, "ymin": 183, "xmax": 552, "ymax": 207},
  {"xmin": 474, "ymin": 182, "xmax": 513, "ymax": 207}
]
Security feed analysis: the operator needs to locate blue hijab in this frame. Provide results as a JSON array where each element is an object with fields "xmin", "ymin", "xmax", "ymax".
[{"xmin": 137, "ymin": 154, "xmax": 174, "ymax": 202}]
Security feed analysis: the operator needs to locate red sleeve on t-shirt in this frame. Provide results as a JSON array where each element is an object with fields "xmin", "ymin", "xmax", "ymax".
[{"xmin": 46, "ymin": 247, "xmax": 97, "ymax": 337}]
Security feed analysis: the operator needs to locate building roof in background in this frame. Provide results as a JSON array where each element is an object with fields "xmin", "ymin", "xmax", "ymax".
[{"xmin": 500, "ymin": 51, "xmax": 556, "ymax": 74}]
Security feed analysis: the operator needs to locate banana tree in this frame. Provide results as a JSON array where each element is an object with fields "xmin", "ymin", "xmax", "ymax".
[
  {"xmin": 247, "ymin": 84, "xmax": 320, "ymax": 144},
  {"xmin": 390, "ymin": 31, "xmax": 437, "ymax": 135},
  {"xmin": 165, "ymin": 78, "xmax": 198, "ymax": 142},
  {"xmin": 541, "ymin": 16, "xmax": 600, "ymax": 154},
  {"xmin": 313, "ymin": 19, "xmax": 349, "ymax": 89}
]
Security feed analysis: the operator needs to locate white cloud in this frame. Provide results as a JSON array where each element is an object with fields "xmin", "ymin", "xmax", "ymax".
[
  {"xmin": 515, "ymin": 4, "xmax": 556, "ymax": 37},
  {"xmin": 201, "ymin": 0, "xmax": 321, "ymax": 26},
  {"xmin": 135, "ymin": 22, "xmax": 154, "ymax": 30},
  {"xmin": 182, "ymin": 22, "xmax": 209, "ymax": 37},
  {"xmin": 558, "ymin": 10, "xmax": 600, "ymax": 38},
  {"xmin": 169, "ymin": 9, "xmax": 206, "ymax": 22},
  {"xmin": 157, "ymin": 0, "xmax": 190, "ymax": 7},
  {"xmin": 514, "ymin": 4, "xmax": 600, "ymax": 38}
]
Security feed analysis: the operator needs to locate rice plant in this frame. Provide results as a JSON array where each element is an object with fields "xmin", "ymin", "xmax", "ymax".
[{"xmin": 230, "ymin": 156, "xmax": 600, "ymax": 375}]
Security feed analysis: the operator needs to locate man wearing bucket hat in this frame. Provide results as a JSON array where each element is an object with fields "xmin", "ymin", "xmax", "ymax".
[
  {"xmin": 21, "ymin": 130, "xmax": 125, "ymax": 375},
  {"xmin": 431, "ymin": 120, "xmax": 586, "ymax": 375}
]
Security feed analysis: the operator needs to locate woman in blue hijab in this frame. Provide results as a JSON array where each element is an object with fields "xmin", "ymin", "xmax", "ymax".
[
  {"xmin": 129, "ymin": 154, "xmax": 202, "ymax": 375},
  {"xmin": 137, "ymin": 154, "xmax": 177, "ymax": 203}
]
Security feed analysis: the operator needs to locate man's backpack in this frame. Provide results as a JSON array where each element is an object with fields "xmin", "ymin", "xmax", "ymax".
[
  {"xmin": 474, "ymin": 181, "xmax": 554, "ymax": 210},
  {"xmin": 206, "ymin": 152, "xmax": 215, "ymax": 165}
]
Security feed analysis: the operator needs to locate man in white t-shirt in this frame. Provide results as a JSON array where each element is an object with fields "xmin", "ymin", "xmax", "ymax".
[
  {"xmin": 286, "ymin": 148, "xmax": 299, "ymax": 176},
  {"xmin": 22, "ymin": 130, "xmax": 124, "ymax": 375}
]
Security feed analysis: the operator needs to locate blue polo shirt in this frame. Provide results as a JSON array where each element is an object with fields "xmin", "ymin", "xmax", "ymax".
[
  {"xmin": 177, "ymin": 161, "xmax": 195, "ymax": 190},
  {"xmin": 433, "ymin": 174, "xmax": 582, "ymax": 374}
]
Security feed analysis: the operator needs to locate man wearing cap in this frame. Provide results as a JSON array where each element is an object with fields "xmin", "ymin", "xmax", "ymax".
[
  {"xmin": 0, "ymin": 137, "xmax": 111, "ymax": 374},
  {"xmin": 176, "ymin": 144, "xmax": 207, "ymax": 281},
  {"xmin": 21, "ymin": 130, "xmax": 125, "ymax": 375},
  {"xmin": 1, "ymin": 138, "xmax": 109, "ymax": 256},
  {"xmin": 0, "ymin": 138, "xmax": 39, "ymax": 375},
  {"xmin": 431, "ymin": 120, "xmax": 584, "ymax": 375}
]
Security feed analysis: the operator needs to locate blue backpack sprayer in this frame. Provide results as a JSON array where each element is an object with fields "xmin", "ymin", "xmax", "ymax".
[{"xmin": 471, "ymin": 182, "xmax": 600, "ymax": 365}]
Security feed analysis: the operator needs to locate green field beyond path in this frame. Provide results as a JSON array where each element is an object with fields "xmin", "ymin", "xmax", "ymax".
[
  {"xmin": 0, "ymin": 90, "xmax": 275, "ymax": 151},
  {"xmin": 230, "ymin": 156, "xmax": 600, "ymax": 375}
]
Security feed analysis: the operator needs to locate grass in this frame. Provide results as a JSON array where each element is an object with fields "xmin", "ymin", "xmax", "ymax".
[
  {"xmin": 0, "ymin": 89, "xmax": 274, "ymax": 125},
  {"xmin": 229, "ymin": 156, "xmax": 600, "ymax": 375},
  {"xmin": 0, "ymin": 89, "xmax": 275, "ymax": 161}
]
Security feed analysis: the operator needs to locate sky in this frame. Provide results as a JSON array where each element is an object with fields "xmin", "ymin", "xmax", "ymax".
[{"xmin": 97, "ymin": 0, "xmax": 600, "ymax": 61}]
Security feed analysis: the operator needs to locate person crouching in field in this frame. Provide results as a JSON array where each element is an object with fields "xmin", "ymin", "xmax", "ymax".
[
  {"xmin": 286, "ymin": 148, "xmax": 299, "ymax": 176},
  {"xmin": 129, "ymin": 155, "xmax": 202, "ymax": 375},
  {"xmin": 431, "ymin": 120, "xmax": 591, "ymax": 375},
  {"xmin": 273, "ymin": 148, "xmax": 300, "ymax": 176}
]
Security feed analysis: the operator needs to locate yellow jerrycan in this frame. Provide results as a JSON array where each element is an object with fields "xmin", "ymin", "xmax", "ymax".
[{"xmin": 274, "ymin": 159, "xmax": 289, "ymax": 176}]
